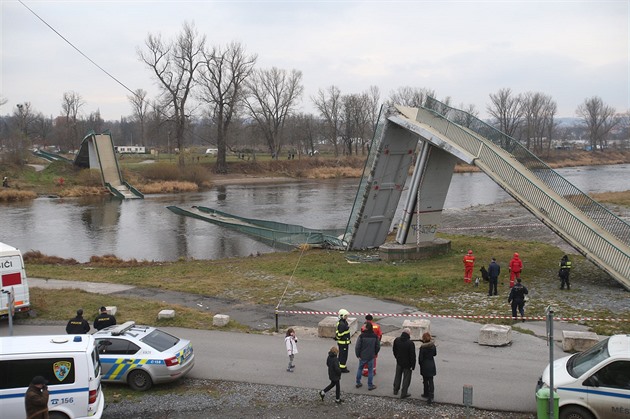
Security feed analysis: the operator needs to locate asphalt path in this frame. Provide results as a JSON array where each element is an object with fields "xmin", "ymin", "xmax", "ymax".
[{"xmin": 2, "ymin": 290, "xmax": 590, "ymax": 414}]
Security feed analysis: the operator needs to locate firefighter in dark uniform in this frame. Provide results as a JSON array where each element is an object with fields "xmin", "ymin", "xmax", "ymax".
[
  {"xmin": 335, "ymin": 309, "xmax": 351, "ymax": 372},
  {"xmin": 559, "ymin": 255, "xmax": 572, "ymax": 290},
  {"xmin": 66, "ymin": 308, "xmax": 90, "ymax": 334},
  {"xmin": 94, "ymin": 306, "xmax": 117, "ymax": 330}
]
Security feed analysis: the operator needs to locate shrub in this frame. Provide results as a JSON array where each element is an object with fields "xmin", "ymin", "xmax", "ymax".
[{"xmin": 0, "ymin": 189, "xmax": 37, "ymax": 202}]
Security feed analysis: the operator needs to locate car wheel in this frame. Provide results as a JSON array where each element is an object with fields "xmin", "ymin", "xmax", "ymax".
[
  {"xmin": 128, "ymin": 369, "xmax": 152, "ymax": 391},
  {"xmin": 560, "ymin": 405, "xmax": 595, "ymax": 419}
]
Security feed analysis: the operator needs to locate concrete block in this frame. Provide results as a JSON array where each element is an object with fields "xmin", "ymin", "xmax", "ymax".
[
  {"xmin": 402, "ymin": 319, "xmax": 431, "ymax": 341},
  {"xmin": 562, "ymin": 331, "xmax": 599, "ymax": 353},
  {"xmin": 213, "ymin": 314, "xmax": 230, "ymax": 327},
  {"xmin": 105, "ymin": 306, "xmax": 117, "ymax": 316},
  {"xmin": 158, "ymin": 309, "xmax": 175, "ymax": 319},
  {"xmin": 478, "ymin": 324, "xmax": 512, "ymax": 346},
  {"xmin": 317, "ymin": 316, "xmax": 358, "ymax": 338}
]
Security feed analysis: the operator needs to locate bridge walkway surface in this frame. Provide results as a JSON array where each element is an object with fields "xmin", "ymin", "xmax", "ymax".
[
  {"xmin": 347, "ymin": 101, "xmax": 630, "ymax": 290},
  {"xmin": 74, "ymin": 132, "xmax": 143, "ymax": 199}
]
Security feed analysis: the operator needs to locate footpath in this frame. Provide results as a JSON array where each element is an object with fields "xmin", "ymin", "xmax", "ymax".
[{"xmin": 10, "ymin": 278, "xmax": 595, "ymax": 414}]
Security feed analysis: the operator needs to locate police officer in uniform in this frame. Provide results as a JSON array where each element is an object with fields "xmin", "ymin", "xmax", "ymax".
[
  {"xmin": 559, "ymin": 255, "xmax": 572, "ymax": 290},
  {"xmin": 94, "ymin": 306, "xmax": 117, "ymax": 330},
  {"xmin": 66, "ymin": 308, "xmax": 90, "ymax": 334},
  {"xmin": 335, "ymin": 309, "xmax": 351, "ymax": 373}
]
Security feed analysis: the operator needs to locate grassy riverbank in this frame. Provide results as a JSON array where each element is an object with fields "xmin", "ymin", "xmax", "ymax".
[{"xmin": 24, "ymin": 231, "xmax": 630, "ymax": 336}]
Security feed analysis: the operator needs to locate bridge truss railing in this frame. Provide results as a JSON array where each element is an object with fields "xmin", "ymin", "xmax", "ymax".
[
  {"xmin": 424, "ymin": 97, "xmax": 630, "ymax": 245},
  {"xmin": 414, "ymin": 99, "xmax": 630, "ymax": 285}
]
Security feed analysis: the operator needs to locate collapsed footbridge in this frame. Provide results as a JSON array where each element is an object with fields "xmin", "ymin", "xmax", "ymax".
[
  {"xmin": 345, "ymin": 99, "xmax": 630, "ymax": 290},
  {"xmin": 74, "ymin": 132, "xmax": 143, "ymax": 199}
]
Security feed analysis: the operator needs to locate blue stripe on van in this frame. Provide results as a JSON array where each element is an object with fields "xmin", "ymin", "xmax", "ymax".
[
  {"xmin": 560, "ymin": 386, "xmax": 630, "ymax": 399},
  {"xmin": 0, "ymin": 387, "xmax": 89, "ymax": 400}
]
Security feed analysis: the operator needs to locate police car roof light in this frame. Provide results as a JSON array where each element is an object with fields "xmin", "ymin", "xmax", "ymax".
[
  {"xmin": 111, "ymin": 321, "xmax": 136, "ymax": 336},
  {"xmin": 73, "ymin": 336, "xmax": 82, "ymax": 342}
]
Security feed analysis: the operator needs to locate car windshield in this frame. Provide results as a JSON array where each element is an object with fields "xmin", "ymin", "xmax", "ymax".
[
  {"xmin": 140, "ymin": 329, "xmax": 180, "ymax": 352},
  {"xmin": 567, "ymin": 337, "xmax": 610, "ymax": 378}
]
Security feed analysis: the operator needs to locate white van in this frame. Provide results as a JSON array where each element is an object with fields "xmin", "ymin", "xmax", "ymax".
[
  {"xmin": 0, "ymin": 242, "xmax": 30, "ymax": 317},
  {"xmin": 0, "ymin": 334, "xmax": 105, "ymax": 419},
  {"xmin": 205, "ymin": 148, "xmax": 218, "ymax": 155},
  {"xmin": 537, "ymin": 334, "xmax": 630, "ymax": 419}
]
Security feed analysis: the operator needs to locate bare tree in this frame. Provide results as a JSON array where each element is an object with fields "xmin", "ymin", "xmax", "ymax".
[
  {"xmin": 128, "ymin": 88, "xmax": 149, "ymax": 146},
  {"xmin": 14, "ymin": 102, "xmax": 37, "ymax": 140},
  {"xmin": 199, "ymin": 41, "xmax": 257, "ymax": 173},
  {"xmin": 244, "ymin": 67, "xmax": 303, "ymax": 158},
  {"xmin": 576, "ymin": 96, "xmax": 619, "ymax": 151},
  {"xmin": 138, "ymin": 21, "xmax": 206, "ymax": 166},
  {"xmin": 387, "ymin": 86, "xmax": 435, "ymax": 108},
  {"xmin": 365, "ymin": 85, "xmax": 381, "ymax": 139},
  {"xmin": 312, "ymin": 85, "xmax": 342, "ymax": 156},
  {"xmin": 487, "ymin": 88, "xmax": 523, "ymax": 138},
  {"xmin": 520, "ymin": 92, "xmax": 557, "ymax": 153},
  {"xmin": 61, "ymin": 91, "xmax": 84, "ymax": 150}
]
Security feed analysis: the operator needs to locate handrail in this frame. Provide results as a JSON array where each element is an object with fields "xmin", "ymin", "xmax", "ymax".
[{"xmin": 424, "ymin": 97, "xmax": 630, "ymax": 245}]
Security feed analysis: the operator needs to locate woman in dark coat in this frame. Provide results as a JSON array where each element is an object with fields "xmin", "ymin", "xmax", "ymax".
[
  {"xmin": 319, "ymin": 346, "xmax": 343, "ymax": 403},
  {"xmin": 418, "ymin": 332, "xmax": 437, "ymax": 404}
]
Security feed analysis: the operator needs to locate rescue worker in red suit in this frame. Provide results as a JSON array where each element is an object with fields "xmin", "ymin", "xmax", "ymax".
[
  {"xmin": 508, "ymin": 252, "xmax": 523, "ymax": 288},
  {"xmin": 462, "ymin": 250, "xmax": 475, "ymax": 283},
  {"xmin": 361, "ymin": 314, "xmax": 382, "ymax": 376}
]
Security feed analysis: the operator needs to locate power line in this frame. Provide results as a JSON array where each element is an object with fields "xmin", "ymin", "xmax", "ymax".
[{"xmin": 18, "ymin": 0, "xmax": 138, "ymax": 100}]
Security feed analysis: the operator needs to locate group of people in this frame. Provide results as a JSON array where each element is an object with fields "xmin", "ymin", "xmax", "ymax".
[
  {"xmin": 65, "ymin": 306, "xmax": 117, "ymax": 334},
  {"xmin": 465, "ymin": 250, "xmax": 524, "ymax": 290},
  {"xmin": 291, "ymin": 311, "xmax": 438, "ymax": 404}
]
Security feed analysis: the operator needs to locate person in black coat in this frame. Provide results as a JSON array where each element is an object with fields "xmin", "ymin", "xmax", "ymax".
[
  {"xmin": 354, "ymin": 322, "xmax": 380, "ymax": 390},
  {"xmin": 418, "ymin": 332, "xmax": 437, "ymax": 404},
  {"xmin": 319, "ymin": 346, "xmax": 343, "ymax": 403},
  {"xmin": 93, "ymin": 306, "xmax": 117, "ymax": 331},
  {"xmin": 508, "ymin": 277, "xmax": 529, "ymax": 321},
  {"xmin": 487, "ymin": 257, "xmax": 501, "ymax": 296},
  {"xmin": 66, "ymin": 309, "xmax": 90, "ymax": 334},
  {"xmin": 392, "ymin": 327, "xmax": 416, "ymax": 398}
]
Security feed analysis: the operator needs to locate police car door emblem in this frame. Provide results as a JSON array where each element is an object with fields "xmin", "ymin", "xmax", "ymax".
[{"xmin": 53, "ymin": 361, "xmax": 72, "ymax": 382}]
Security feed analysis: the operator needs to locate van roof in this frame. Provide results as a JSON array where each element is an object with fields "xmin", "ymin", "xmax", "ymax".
[
  {"xmin": 0, "ymin": 335, "xmax": 95, "ymax": 354},
  {"xmin": 0, "ymin": 242, "xmax": 20, "ymax": 255}
]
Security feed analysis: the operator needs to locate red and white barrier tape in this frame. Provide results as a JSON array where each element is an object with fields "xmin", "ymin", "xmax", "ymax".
[{"xmin": 274, "ymin": 310, "xmax": 629, "ymax": 323}]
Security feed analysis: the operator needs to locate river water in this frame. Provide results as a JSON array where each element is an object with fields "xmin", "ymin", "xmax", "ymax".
[{"xmin": 1, "ymin": 164, "xmax": 628, "ymax": 262}]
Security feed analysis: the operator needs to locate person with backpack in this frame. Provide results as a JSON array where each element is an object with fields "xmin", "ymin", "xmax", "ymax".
[{"xmin": 508, "ymin": 277, "xmax": 529, "ymax": 322}]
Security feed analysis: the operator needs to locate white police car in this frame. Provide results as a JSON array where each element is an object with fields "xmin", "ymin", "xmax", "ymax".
[
  {"xmin": 537, "ymin": 334, "xmax": 630, "ymax": 419},
  {"xmin": 94, "ymin": 321, "xmax": 194, "ymax": 391}
]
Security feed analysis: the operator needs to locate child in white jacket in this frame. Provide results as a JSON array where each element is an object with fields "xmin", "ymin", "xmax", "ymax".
[{"xmin": 285, "ymin": 328, "xmax": 298, "ymax": 372}]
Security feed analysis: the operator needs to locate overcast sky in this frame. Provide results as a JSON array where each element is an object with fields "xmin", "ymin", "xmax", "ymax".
[{"xmin": 1, "ymin": 0, "xmax": 628, "ymax": 122}]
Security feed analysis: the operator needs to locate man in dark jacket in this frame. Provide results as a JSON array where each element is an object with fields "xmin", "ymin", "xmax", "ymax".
[
  {"xmin": 392, "ymin": 327, "xmax": 416, "ymax": 398},
  {"xmin": 24, "ymin": 375, "xmax": 49, "ymax": 419},
  {"xmin": 488, "ymin": 257, "xmax": 501, "ymax": 296},
  {"xmin": 354, "ymin": 322, "xmax": 380, "ymax": 390},
  {"xmin": 559, "ymin": 255, "xmax": 572, "ymax": 290},
  {"xmin": 508, "ymin": 277, "xmax": 529, "ymax": 322},
  {"xmin": 94, "ymin": 306, "xmax": 117, "ymax": 331},
  {"xmin": 66, "ymin": 309, "xmax": 90, "ymax": 334}
]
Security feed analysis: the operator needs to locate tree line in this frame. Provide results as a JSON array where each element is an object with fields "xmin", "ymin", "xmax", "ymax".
[{"xmin": 1, "ymin": 22, "xmax": 628, "ymax": 171}]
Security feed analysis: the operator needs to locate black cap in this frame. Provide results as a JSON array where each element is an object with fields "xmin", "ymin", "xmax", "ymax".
[
  {"xmin": 31, "ymin": 376, "xmax": 48, "ymax": 385},
  {"xmin": 100, "ymin": 306, "xmax": 107, "ymax": 312}
]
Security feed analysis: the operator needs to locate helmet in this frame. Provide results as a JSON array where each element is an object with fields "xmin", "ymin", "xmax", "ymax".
[
  {"xmin": 338, "ymin": 309, "xmax": 349, "ymax": 317},
  {"xmin": 468, "ymin": 249, "xmax": 473, "ymax": 254}
]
